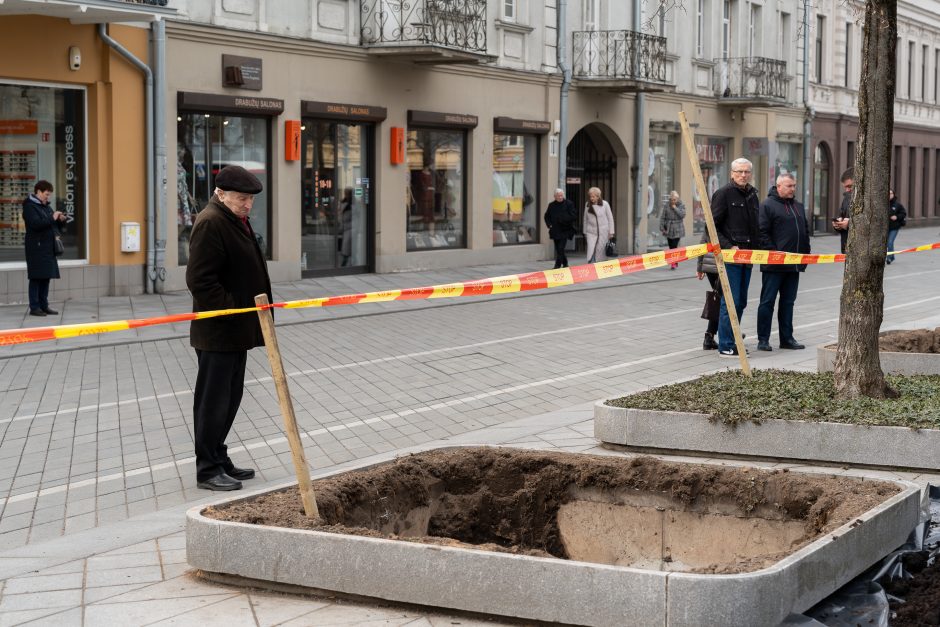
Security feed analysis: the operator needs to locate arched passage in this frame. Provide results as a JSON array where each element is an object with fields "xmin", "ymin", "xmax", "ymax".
[{"xmin": 565, "ymin": 123, "xmax": 629, "ymax": 252}]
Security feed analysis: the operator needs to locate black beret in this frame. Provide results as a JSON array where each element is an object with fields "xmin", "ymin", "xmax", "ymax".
[{"xmin": 215, "ymin": 165, "xmax": 263, "ymax": 194}]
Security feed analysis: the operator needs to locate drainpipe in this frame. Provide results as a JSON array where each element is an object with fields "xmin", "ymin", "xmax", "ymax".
[
  {"xmin": 801, "ymin": 0, "xmax": 814, "ymax": 233},
  {"xmin": 557, "ymin": 0, "xmax": 571, "ymax": 189},
  {"xmin": 152, "ymin": 20, "xmax": 167, "ymax": 292},
  {"xmin": 97, "ymin": 23, "xmax": 155, "ymax": 294},
  {"xmin": 633, "ymin": 3, "xmax": 645, "ymax": 253}
]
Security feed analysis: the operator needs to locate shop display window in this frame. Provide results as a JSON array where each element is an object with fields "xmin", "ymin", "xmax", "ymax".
[
  {"xmin": 177, "ymin": 113, "xmax": 271, "ymax": 264},
  {"xmin": 405, "ymin": 128, "xmax": 466, "ymax": 250},
  {"xmin": 0, "ymin": 82, "xmax": 85, "ymax": 263},
  {"xmin": 492, "ymin": 133, "xmax": 538, "ymax": 246},
  {"xmin": 647, "ymin": 131, "xmax": 676, "ymax": 250},
  {"xmin": 692, "ymin": 137, "xmax": 730, "ymax": 234}
]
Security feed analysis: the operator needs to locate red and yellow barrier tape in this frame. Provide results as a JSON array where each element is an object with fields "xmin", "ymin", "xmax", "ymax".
[{"xmin": 1, "ymin": 240, "xmax": 937, "ymax": 347}]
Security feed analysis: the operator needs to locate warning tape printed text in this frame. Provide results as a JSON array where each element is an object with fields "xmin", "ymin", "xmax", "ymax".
[{"xmin": 2, "ymin": 241, "xmax": 938, "ymax": 347}]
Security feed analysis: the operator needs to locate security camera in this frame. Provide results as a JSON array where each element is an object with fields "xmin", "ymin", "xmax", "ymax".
[{"xmin": 69, "ymin": 46, "xmax": 81, "ymax": 71}]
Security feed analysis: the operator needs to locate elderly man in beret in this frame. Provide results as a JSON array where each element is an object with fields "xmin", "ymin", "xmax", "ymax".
[{"xmin": 186, "ymin": 165, "xmax": 272, "ymax": 491}]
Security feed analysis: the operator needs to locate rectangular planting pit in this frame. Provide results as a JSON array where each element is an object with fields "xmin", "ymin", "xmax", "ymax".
[
  {"xmin": 818, "ymin": 328, "xmax": 940, "ymax": 375},
  {"xmin": 187, "ymin": 447, "xmax": 921, "ymax": 626}
]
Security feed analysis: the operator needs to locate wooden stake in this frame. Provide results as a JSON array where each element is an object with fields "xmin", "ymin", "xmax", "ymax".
[
  {"xmin": 255, "ymin": 293, "xmax": 320, "ymax": 519},
  {"xmin": 677, "ymin": 111, "xmax": 751, "ymax": 376}
]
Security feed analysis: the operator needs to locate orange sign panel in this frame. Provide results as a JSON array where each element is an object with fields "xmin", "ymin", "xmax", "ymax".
[
  {"xmin": 0, "ymin": 120, "xmax": 38, "ymax": 135},
  {"xmin": 284, "ymin": 120, "xmax": 301, "ymax": 161},
  {"xmin": 390, "ymin": 127, "xmax": 405, "ymax": 165}
]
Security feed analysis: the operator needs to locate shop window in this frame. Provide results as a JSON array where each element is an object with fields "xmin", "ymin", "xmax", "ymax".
[
  {"xmin": 177, "ymin": 113, "xmax": 271, "ymax": 265},
  {"xmin": 647, "ymin": 131, "xmax": 677, "ymax": 250},
  {"xmin": 405, "ymin": 128, "xmax": 466, "ymax": 250},
  {"xmin": 0, "ymin": 83, "xmax": 85, "ymax": 263},
  {"xmin": 692, "ymin": 137, "xmax": 730, "ymax": 234},
  {"xmin": 813, "ymin": 142, "xmax": 830, "ymax": 222},
  {"xmin": 492, "ymin": 133, "xmax": 538, "ymax": 246}
]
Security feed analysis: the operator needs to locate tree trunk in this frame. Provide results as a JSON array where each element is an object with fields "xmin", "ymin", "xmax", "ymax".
[{"xmin": 834, "ymin": 0, "xmax": 898, "ymax": 399}]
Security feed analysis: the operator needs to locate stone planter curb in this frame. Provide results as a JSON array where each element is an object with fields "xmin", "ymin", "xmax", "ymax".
[
  {"xmin": 186, "ymin": 446, "xmax": 923, "ymax": 627},
  {"xmin": 817, "ymin": 343, "xmax": 940, "ymax": 375},
  {"xmin": 594, "ymin": 402, "xmax": 940, "ymax": 471}
]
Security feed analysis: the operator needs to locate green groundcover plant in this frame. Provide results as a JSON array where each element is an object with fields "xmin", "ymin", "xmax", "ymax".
[{"xmin": 607, "ymin": 370, "xmax": 940, "ymax": 429}]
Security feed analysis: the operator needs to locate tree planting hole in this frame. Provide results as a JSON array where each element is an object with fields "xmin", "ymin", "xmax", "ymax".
[{"xmin": 205, "ymin": 448, "xmax": 900, "ymax": 574}]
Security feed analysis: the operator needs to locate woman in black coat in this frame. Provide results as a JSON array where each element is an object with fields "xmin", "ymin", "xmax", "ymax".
[{"xmin": 22, "ymin": 180, "xmax": 66, "ymax": 316}]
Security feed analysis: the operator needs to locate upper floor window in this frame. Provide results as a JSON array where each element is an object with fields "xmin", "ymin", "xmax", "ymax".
[
  {"xmin": 815, "ymin": 15, "xmax": 825, "ymax": 82},
  {"xmin": 778, "ymin": 11, "xmax": 790, "ymax": 62},
  {"xmin": 696, "ymin": 0, "xmax": 705, "ymax": 57},
  {"xmin": 748, "ymin": 4, "xmax": 761, "ymax": 57},
  {"xmin": 584, "ymin": 0, "xmax": 600, "ymax": 31},
  {"xmin": 502, "ymin": 0, "xmax": 515, "ymax": 21},
  {"xmin": 908, "ymin": 40, "xmax": 915, "ymax": 99},
  {"xmin": 845, "ymin": 22, "xmax": 852, "ymax": 87},
  {"xmin": 721, "ymin": 0, "xmax": 732, "ymax": 59}
]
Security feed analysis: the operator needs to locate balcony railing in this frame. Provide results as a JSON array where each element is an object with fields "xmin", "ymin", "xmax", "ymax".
[
  {"xmin": 713, "ymin": 57, "xmax": 789, "ymax": 102},
  {"xmin": 360, "ymin": 0, "xmax": 487, "ymax": 54},
  {"xmin": 572, "ymin": 30, "xmax": 668, "ymax": 84}
]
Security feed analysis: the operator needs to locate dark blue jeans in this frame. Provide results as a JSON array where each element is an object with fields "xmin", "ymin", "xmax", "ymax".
[
  {"xmin": 887, "ymin": 228, "xmax": 900, "ymax": 262},
  {"xmin": 757, "ymin": 272, "xmax": 800, "ymax": 344},
  {"xmin": 28, "ymin": 279, "xmax": 50, "ymax": 312},
  {"xmin": 717, "ymin": 263, "xmax": 752, "ymax": 352}
]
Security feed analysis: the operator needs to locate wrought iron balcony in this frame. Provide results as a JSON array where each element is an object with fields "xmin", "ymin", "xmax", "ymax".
[
  {"xmin": 0, "ymin": 0, "xmax": 174, "ymax": 21},
  {"xmin": 360, "ymin": 0, "xmax": 491, "ymax": 63},
  {"xmin": 713, "ymin": 57, "xmax": 789, "ymax": 105},
  {"xmin": 571, "ymin": 30, "xmax": 671, "ymax": 91}
]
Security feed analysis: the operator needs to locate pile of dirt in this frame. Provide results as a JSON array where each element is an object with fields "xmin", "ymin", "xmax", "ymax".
[
  {"xmin": 204, "ymin": 448, "xmax": 901, "ymax": 574},
  {"xmin": 885, "ymin": 553, "xmax": 940, "ymax": 626},
  {"xmin": 878, "ymin": 328, "xmax": 940, "ymax": 353}
]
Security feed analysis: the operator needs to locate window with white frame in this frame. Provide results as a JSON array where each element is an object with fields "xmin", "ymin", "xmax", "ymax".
[
  {"xmin": 845, "ymin": 22, "xmax": 852, "ymax": 87},
  {"xmin": 696, "ymin": 0, "xmax": 705, "ymax": 57},
  {"xmin": 721, "ymin": 0, "xmax": 732, "ymax": 59},
  {"xmin": 748, "ymin": 4, "xmax": 761, "ymax": 57},
  {"xmin": 815, "ymin": 15, "xmax": 825, "ymax": 82},
  {"xmin": 502, "ymin": 0, "xmax": 515, "ymax": 21},
  {"xmin": 584, "ymin": 0, "xmax": 599, "ymax": 31},
  {"xmin": 778, "ymin": 11, "xmax": 790, "ymax": 62}
]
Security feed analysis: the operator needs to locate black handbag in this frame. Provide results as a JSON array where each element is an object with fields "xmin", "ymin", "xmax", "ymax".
[
  {"xmin": 604, "ymin": 237, "xmax": 617, "ymax": 258},
  {"xmin": 701, "ymin": 289, "xmax": 720, "ymax": 321},
  {"xmin": 53, "ymin": 234, "xmax": 64, "ymax": 257}
]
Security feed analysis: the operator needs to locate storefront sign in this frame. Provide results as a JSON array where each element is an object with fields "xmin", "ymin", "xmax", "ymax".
[
  {"xmin": 0, "ymin": 120, "xmax": 38, "ymax": 135},
  {"xmin": 743, "ymin": 137, "xmax": 768, "ymax": 156},
  {"xmin": 566, "ymin": 177, "xmax": 581, "ymax": 185},
  {"xmin": 222, "ymin": 55, "xmax": 263, "ymax": 91},
  {"xmin": 390, "ymin": 127, "xmax": 405, "ymax": 164},
  {"xmin": 177, "ymin": 92, "xmax": 284, "ymax": 115},
  {"xmin": 696, "ymin": 143, "xmax": 726, "ymax": 163},
  {"xmin": 285, "ymin": 120, "xmax": 301, "ymax": 161},
  {"xmin": 302, "ymin": 100, "xmax": 387, "ymax": 122},
  {"xmin": 493, "ymin": 117, "xmax": 551, "ymax": 135},
  {"xmin": 408, "ymin": 110, "xmax": 478, "ymax": 129}
]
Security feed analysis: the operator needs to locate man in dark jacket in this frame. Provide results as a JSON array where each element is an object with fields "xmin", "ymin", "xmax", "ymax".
[
  {"xmin": 711, "ymin": 157, "xmax": 760, "ymax": 356},
  {"xmin": 544, "ymin": 188, "xmax": 577, "ymax": 268},
  {"xmin": 756, "ymin": 173, "xmax": 810, "ymax": 351},
  {"xmin": 187, "ymin": 165, "xmax": 272, "ymax": 491},
  {"xmin": 834, "ymin": 168, "xmax": 853, "ymax": 253},
  {"xmin": 886, "ymin": 189, "xmax": 907, "ymax": 264}
]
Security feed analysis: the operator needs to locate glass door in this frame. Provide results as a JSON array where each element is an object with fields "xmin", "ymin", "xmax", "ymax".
[{"xmin": 301, "ymin": 121, "xmax": 372, "ymax": 276}]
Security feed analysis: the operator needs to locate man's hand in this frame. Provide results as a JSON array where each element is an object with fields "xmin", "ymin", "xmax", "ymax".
[
  {"xmin": 696, "ymin": 272, "xmax": 705, "ymax": 280},
  {"xmin": 833, "ymin": 218, "xmax": 849, "ymax": 230},
  {"xmin": 890, "ymin": 215, "xmax": 898, "ymax": 221}
]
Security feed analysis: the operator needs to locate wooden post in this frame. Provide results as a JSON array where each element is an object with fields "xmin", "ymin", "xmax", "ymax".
[
  {"xmin": 255, "ymin": 293, "xmax": 320, "ymax": 519},
  {"xmin": 677, "ymin": 111, "xmax": 751, "ymax": 376}
]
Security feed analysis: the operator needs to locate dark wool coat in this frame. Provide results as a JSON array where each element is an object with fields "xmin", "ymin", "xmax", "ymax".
[
  {"xmin": 711, "ymin": 182, "xmax": 760, "ymax": 251},
  {"xmin": 758, "ymin": 187, "xmax": 810, "ymax": 273},
  {"xmin": 544, "ymin": 199, "xmax": 577, "ymax": 240},
  {"xmin": 186, "ymin": 197, "xmax": 272, "ymax": 352},
  {"xmin": 888, "ymin": 198, "xmax": 907, "ymax": 231},
  {"xmin": 22, "ymin": 196, "xmax": 60, "ymax": 280}
]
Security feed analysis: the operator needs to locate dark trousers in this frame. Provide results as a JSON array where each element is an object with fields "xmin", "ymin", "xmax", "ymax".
[
  {"xmin": 28, "ymin": 279, "xmax": 50, "ymax": 311},
  {"xmin": 757, "ymin": 272, "xmax": 800, "ymax": 344},
  {"xmin": 552, "ymin": 238, "xmax": 569, "ymax": 268},
  {"xmin": 666, "ymin": 237, "xmax": 680, "ymax": 249},
  {"xmin": 193, "ymin": 349, "xmax": 248, "ymax": 482},
  {"xmin": 705, "ymin": 273, "xmax": 719, "ymax": 335}
]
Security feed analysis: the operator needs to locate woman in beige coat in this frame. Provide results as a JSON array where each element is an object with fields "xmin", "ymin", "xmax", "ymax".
[{"xmin": 583, "ymin": 187, "xmax": 615, "ymax": 262}]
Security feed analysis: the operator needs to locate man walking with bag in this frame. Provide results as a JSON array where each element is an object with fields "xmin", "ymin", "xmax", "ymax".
[{"xmin": 756, "ymin": 173, "xmax": 809, "ymax": 351}]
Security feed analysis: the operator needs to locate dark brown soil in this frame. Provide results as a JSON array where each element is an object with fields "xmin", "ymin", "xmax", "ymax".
[
  {"xmin": 204, "ymin": 447, "xmax": 901, "ymax": 574},
  {"xmin": 879, "ymin": 328, "xmax": 940, "ymax": 353},
  {"xmin": 885, "ymin": 553, "xmax": 940, "ymax": 625}
]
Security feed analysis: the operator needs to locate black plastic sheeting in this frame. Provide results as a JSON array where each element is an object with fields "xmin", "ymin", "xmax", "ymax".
[{"xmin": 782, "ymin": 485, "xmax": 940, "ymax": 627}]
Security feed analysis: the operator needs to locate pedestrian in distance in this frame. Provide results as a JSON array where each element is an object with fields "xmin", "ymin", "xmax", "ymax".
[
  {"xmin": 583, "ymin": 186, "xmax": 615, "ymax": 263},
  {"xmin": 711, "ymin": 157, "xmax": 760, "ymax": 357},
  {"xmin": 756, "ymin": 173, "xmax": 809, "ymax": 352},
  {"xmin": 544, "ymin": 188, "xmax": 577, "ymax": 268},
  {"xmin": 696, "ymin": 231, "xmax": 720, "ymax": 350},
  {"xmin": 833, "ymin": 168, "xmax": 853, "ymax": 254},
  {"xmin": 22, "ymin": 180, "xmax": 67, "ymax": 317},
  {"xmin": 660, "ymin": 190, "xmax": 686, "ymax": 269},
  {"xmin": 186, "ymin": 165, "xmax": 272, "ymax": 491},
  {"xmin": 886, "ymin": 189, "xmax": 906, "ymax": 264}
]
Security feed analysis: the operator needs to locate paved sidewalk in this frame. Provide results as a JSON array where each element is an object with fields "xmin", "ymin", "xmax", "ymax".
[{"xmin": 0, "ymin": 226, "xmax": 938, "ymax": 624}]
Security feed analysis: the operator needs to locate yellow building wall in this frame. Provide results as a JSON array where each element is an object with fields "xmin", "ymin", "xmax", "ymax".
[{"xmin": 0, "ymin": 17, "xmax": 148, "ymax": 268}]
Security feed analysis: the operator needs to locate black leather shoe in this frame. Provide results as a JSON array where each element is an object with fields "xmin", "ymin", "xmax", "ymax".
[
  {"xmin": 780, "ymin": 340, "xmax": 806, "ymax": 350},
  {"xmin": 757, "ymin": 340, "xmax": 773, "ymax": 351},
  {"xmin": 28, "ymin": 309, "xmax": 46, "ymax": 317},
  {"xmin": 41, "ymin": 307, "xmax": 58, "ymax": 315},
  {"xmin": 197, "ymin": 473, "xmax": 242, "ymax": 491},
  {"xmin": 226, "ymin": 466, "xmax": 256, "ymax": 480}
]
